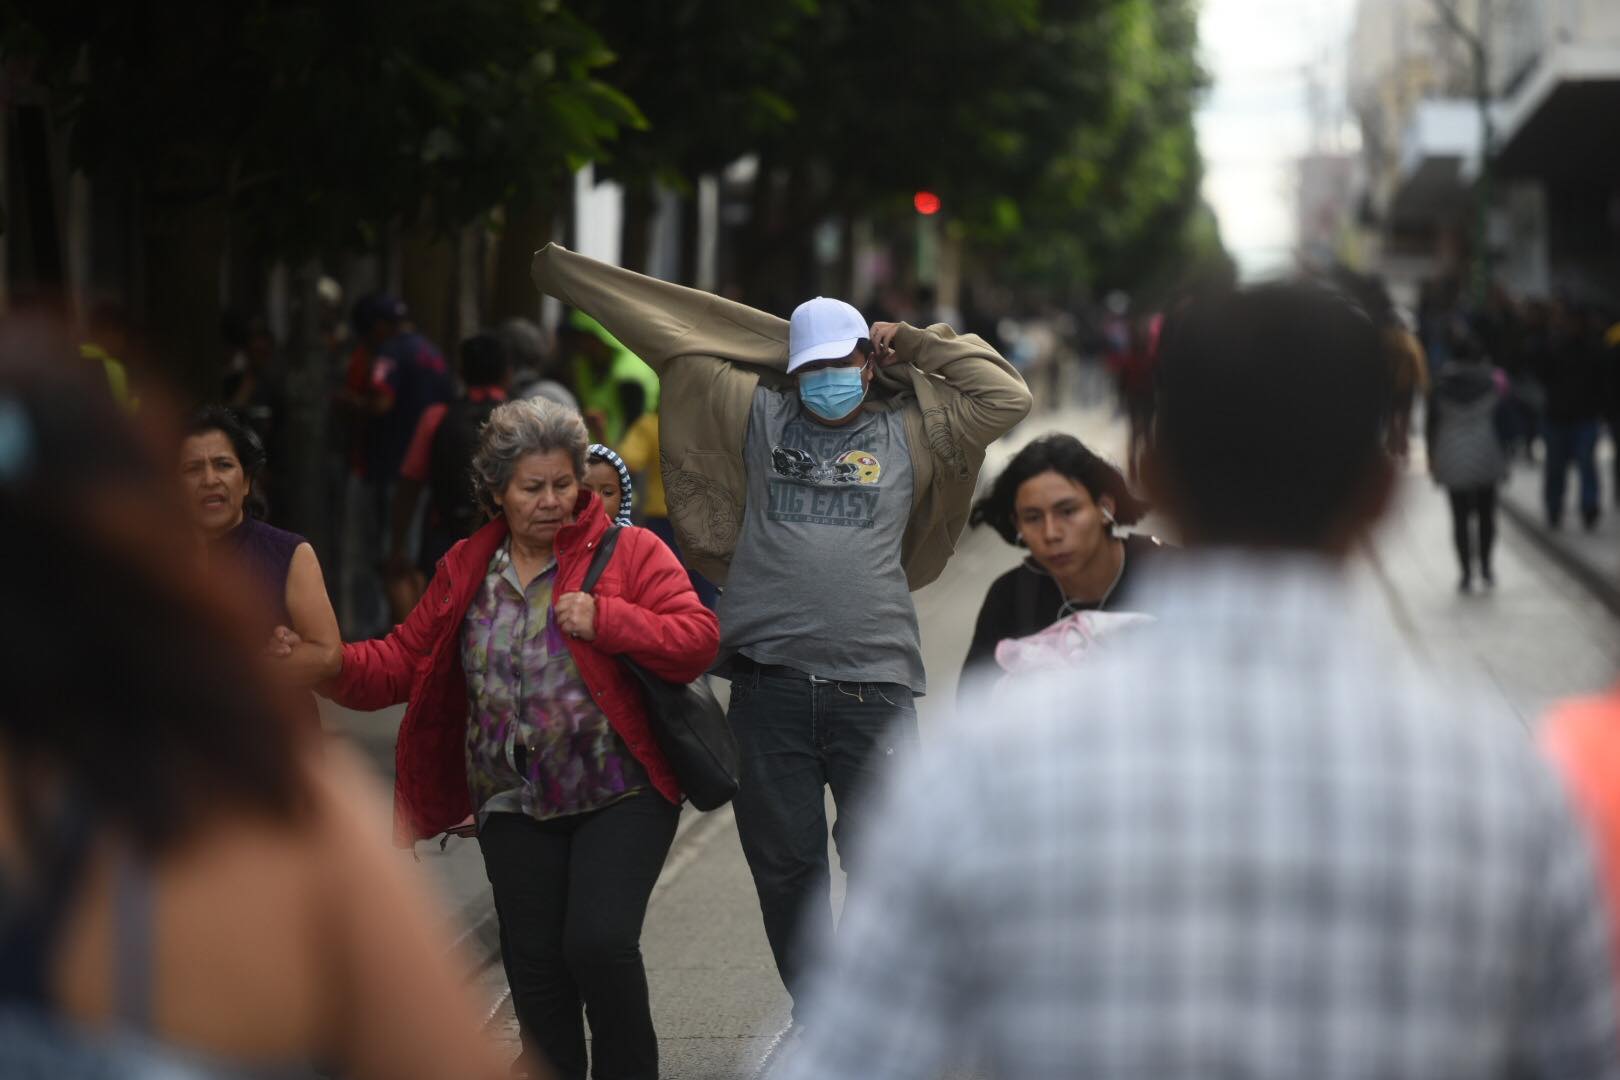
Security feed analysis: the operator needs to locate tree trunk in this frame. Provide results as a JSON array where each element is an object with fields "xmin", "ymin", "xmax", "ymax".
[
  {"xmin": 489, "ymin": 194, "xmax": 557, "ymax": 322},
  {"xmin": 677, "ymin": 191, "xmax": 700, "ymax": 286},
  {"xmin": 277, "ymin": 259, "xmax": 331, "ymax": 546},
  {"xmin": 141, "ymin": 196, "xmax": 229, "ymax": 396},
  {"xmin": 399, "ymin": 222, "xmax": 454, "ymax": 349},
  {"xmin": 16, "ymin": 106, "xmax": 66, "ymax": 302},
  {"xmin": 620, "ymin": 177, "xmax": 654, "ymax": 274}
]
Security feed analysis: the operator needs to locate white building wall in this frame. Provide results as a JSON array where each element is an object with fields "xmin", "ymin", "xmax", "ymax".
[{"xmin": 573, "ymin": 164, "xmax": 623, "ymax": 268}]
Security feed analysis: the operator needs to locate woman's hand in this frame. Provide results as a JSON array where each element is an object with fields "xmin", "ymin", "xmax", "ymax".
[
  {"xmin": 869, "ymin": 321, "xmax": 904, "ymax": 367},
  {"xmin": 554, "ymin": 592, "xmax": 597, "ymax": 641},
  {"xmin": 267, "ymin": 625, "xmax": 300, "ymax": 658},
  {"xmin": 268, "ymin": 625, "xmax": 343, "ymax": 682}
]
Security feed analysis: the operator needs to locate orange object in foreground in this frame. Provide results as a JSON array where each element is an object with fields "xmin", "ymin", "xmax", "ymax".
[{"xmin": 1541, "ymin": 685, "xmax": 1620, "ymax": 974}]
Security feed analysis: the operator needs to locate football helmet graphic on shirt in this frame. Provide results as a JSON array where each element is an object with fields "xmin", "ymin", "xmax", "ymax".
[{"xmin": 771, "ymin": 446, "xmax": 883, "ymax": 486}]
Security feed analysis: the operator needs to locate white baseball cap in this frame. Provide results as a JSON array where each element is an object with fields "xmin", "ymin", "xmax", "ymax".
[{"xmin": 787, "ymin": 297, "xmax": 868, "ymax": 373}]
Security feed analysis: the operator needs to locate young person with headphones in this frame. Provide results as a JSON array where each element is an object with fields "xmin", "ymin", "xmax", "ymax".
[{"xmin": 961, "ymin": 433, "xmax": 1163, "ymax": 683}]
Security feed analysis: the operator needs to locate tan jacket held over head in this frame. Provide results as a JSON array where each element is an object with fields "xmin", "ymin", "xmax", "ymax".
[{"xmin": 531, "ymin": 243, "xmax": 1033, "ymax": 590}]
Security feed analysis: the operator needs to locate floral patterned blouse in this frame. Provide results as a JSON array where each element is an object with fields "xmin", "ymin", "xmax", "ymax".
[{"xmin": 462, "ymin": 541, "xmax": 647, "ymax": 823}]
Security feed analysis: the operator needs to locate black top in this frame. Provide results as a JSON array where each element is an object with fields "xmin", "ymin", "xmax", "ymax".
[
  {"xmin": 429, "ymin": 394, "xmax": 503, "ymax": 538},
  {"xmin": 961, "ymin": 533, "xmax": 1165, "ymax": 681},
  {"xmin": 211, "ymin": 516, "xmax": 305, "ymax": 633}
]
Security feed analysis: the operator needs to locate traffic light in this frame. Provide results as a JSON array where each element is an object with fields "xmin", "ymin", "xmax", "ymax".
[{"xmin": 913, "ymin": 190, "xmax": 941, "ymax": 216}]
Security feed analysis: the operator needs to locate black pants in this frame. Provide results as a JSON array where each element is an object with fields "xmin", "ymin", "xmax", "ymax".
[
  {"xmin": 727, "ymin": 666, "xmax": 917, "ymax": 1019},
  {"xmin": 478, "ymin": 794, "xmax": 679, "ymax": 1080},
  {"xmin": 1447, "ymin": 486, "xmax": 1498, "ymax": 579}
]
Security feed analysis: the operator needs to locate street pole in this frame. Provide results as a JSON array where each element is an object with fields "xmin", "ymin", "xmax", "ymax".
[
  {"xmin": 1473, "ymin": 0, "xmax": 1493, "ymax": 306},
  {"xmin": 1430, "ymin": 0, "xmax": 1494, "ymax": 305}
]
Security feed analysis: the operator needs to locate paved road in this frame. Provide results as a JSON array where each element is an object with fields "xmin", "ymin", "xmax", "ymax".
[{"xmin": 322, "ymin": 404, "xmax": 1620, "ymax": 1079}]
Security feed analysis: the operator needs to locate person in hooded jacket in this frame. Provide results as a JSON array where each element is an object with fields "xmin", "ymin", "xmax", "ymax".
[
  {"xmin": 585, "ymin": 443, "xmax": 636, "ymax": 527},
  {"xmin": 1427, "ymin": 331, "xmax": 1508, "ymax": 591}
]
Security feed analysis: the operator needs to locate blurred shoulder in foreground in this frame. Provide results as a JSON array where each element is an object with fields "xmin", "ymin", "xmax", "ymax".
[{"xmin": 0, "ymin": 320, "xmax": 508, "ymax": 1080}]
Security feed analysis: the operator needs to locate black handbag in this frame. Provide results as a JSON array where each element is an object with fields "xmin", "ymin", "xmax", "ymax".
[{"xmin": 579, "ymin": 527, "xmax": 740, "ymax": 811}]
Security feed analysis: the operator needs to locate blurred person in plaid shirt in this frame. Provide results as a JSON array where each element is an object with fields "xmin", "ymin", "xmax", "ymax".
[{"xmin": 775, "ymin": 282, "xmax": 1619, "ymax": 1080}]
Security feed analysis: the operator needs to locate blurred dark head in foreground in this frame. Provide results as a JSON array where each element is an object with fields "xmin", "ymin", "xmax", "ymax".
[
  {"xmin": 0, "ymin": 322, "xmax": 306, "ymax": 856},
  {"xmin": 1146, "ymin": 282, "xmax": 1394, "ymax": 554}
]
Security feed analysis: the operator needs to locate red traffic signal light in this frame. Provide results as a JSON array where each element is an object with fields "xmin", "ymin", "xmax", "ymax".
[{"xmin": 913, "ymin": 191, "xmax": 941, "ymax": 216}]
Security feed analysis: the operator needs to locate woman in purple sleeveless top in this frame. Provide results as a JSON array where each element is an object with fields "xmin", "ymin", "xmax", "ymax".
[{"xmin": 180, "ymin": 407, "xmax": 341, "ymax": 700}]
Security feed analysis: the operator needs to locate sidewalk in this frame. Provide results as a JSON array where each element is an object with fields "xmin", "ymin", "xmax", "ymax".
[
  {"xmin": 318, "ymin": 701, "xmax": 502, "ymax": 974},
  {"xmin": 1498, "ymin": 453, "xmax": 1620, "ymax": 618}
]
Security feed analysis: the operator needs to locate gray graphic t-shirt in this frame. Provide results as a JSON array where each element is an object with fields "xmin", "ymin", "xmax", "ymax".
[{"xmin": 717, "ymin": 386, "xmax": 924, "ymax": 692}]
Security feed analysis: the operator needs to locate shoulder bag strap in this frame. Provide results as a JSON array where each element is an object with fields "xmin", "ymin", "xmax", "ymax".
[{"xmin": 579, "ymin": 526, "xmax": 623, "ymax": 595}]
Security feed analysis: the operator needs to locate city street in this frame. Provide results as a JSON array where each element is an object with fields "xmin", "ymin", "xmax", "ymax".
[
  {"xmin": 9, "ymin": 2, "xmax": 1617, "ymax": 1076},
  {"xmin": 320, "ymin": 404, "xmax": 1620, "ymax": 1079}
]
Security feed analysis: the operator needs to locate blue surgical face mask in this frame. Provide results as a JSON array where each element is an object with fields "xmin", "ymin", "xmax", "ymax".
[{"xmin": 797, "ymin": 364, "xmax": 867, "ymax": 421}]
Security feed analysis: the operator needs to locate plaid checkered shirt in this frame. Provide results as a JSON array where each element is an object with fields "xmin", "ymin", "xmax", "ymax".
[{"xmin": 777, "ymin": 553, "xmax": 1620, "ymax": 1079}]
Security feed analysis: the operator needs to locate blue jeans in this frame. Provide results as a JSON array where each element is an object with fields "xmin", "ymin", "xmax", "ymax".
[
  {"xmin": 1543, "ymin": 420, "xmax": 1600, "ymax": 525},
  {"xmin": 727, "ymin": 664, "xmax": 917, "ymax": 1016}
]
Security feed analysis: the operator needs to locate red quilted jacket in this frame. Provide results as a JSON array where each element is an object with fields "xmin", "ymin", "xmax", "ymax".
[{"xmin": 328, "ymin": 490, "xmax": 719, "ymax": 844}]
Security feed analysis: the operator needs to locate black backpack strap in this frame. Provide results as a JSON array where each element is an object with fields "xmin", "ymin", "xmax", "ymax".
[{"xmin": 579, "ymin": 526, "xmax": 622, "ymax": 595}]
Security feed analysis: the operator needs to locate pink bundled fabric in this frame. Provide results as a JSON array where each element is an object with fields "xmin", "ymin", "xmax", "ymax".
[{"xmin": 994, "ymin": 610, "xmax": 1156, "ymax": 676}]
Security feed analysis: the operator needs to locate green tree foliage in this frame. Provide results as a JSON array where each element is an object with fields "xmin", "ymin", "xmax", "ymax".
[
  {"xmin": 3, "ymin": 0, "xmax": 1224, "ymax": 308},
  {"xmin": 2, "ymin": 0, "xmax": 643, "ymax": 254},
  {"xmin": 708, "ymin": 0, "xmax": 1220, "ymax": 298},
  {"xmin": 959, "ymin": 0, "xmax": 1217, "ymax": 293},
  {"xmin": 563, "ymin": 0, "xmax": 813, "ymax": 270},
  {"xmin": 570, "ymin": 0, "xmax": 811, "ymax": 189}
]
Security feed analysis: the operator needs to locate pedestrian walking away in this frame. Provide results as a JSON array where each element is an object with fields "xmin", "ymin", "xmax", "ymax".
[
  {"xmin": 776, "ymin": 281, "xmax": 1620, "ymax": 1080},
  {"xmin": 1535, "ymin": 300, "xmax": 1605, "ymax": 530},
  {"xmin": 961, "ymin": 433, "xmax": 1162, "ymax": 689},
  {"xmin": 300, "ymin": 398, "xmax": 719, "ymax": 1080},
  {"xmin": 0, "ymin": 331, "xmax": 507, "ymax": 1080},
  {"xmin": 339, "ymin": 295, "xmax": 454, "ymax": 629},
  {"xmin": 181, "ymin": 404, "xmax": 342, "ymax": 720},
  {"xmin": 1425, "ymin": 332, "xmax": 1508, "ymax": 591},
  {"xmin": 389, "ymin": 331, "xmax": 513, "ymax": 584},
  {"xmin": 530, "ymin": 243, "xmax": 1032, "ymax": 1021}
]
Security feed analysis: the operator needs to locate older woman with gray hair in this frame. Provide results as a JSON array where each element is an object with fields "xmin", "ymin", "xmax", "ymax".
[{"xmin": 310, "ymin": 397, "xmax": 719, "ymax": 1080}]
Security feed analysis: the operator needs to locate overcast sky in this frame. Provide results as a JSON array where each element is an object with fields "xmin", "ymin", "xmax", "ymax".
[{"xmin": 1195, "ymin": 0, "xmax": 1360, "ymax": 278}]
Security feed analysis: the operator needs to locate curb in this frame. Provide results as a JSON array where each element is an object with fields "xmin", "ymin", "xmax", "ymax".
[{"xmin": 1499, "ymin": 493, "xmax": 1620, "ymax": 619}]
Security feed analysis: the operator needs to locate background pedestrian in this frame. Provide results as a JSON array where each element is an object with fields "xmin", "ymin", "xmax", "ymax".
[
  {"xmin": 586, "ymin": 443, "xmax": 635, "ymax": 527},
  {"xmin": 1536, "ymin": 299, "xmax": 1605, "ymax": 530},
  {"xmin": 1425, "ymin": 328, "xmax": 1509, "ymax": 591},
  {"xmin": 388, "ymin": 331, "xmax": 513, "ymax": 587}
]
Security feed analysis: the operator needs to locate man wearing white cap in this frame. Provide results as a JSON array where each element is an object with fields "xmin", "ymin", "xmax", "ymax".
[{"xmin": 530, "ymin": 245, "xmax": 1031, "ymax": 1018}]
